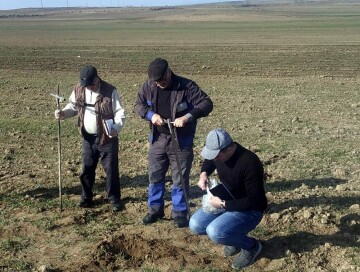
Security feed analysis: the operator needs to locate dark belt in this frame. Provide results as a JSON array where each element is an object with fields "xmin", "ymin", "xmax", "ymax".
[{"xmin": 83, "ymin": 130, "xmax": 99, "ymax": 143}]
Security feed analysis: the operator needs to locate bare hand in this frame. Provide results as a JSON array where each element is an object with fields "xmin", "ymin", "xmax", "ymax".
[
  {"xmin": 110, "ymin": 128, "xmax": 118, "ymax": 137},
  {"xmin": 151, "ymin": 113, "xmax": 164, "ymax": 126},
  {"xmin": 209, "ymin": 196, "xmax": 222, "ymax": 208},
  {"xmin": 54, "ymin": 110, "xmax": 64, "ymax": 120},
  {"xmin": 198, "ymin": 172, "xmax": 209, "ymax": 190},
  {"xmin": 173, "ymin": 116, "xmax": 188, "ymax": 127}
]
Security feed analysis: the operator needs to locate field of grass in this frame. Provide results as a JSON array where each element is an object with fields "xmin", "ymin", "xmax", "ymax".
[{"xmin": 0, "ymin": 1, "xmax": 359, "ymax": 271}]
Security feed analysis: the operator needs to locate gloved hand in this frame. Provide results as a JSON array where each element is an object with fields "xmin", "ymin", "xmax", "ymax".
[{"xmin": 54, "ymin": 109, "xmax": 64, "ymax": 120}]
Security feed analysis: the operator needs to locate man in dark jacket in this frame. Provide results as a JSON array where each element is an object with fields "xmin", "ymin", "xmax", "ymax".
[
  {"xmin": 134, "ymin": 58, "xmax": 213, "ymax": 228},
  {"xmin": 189, "ymin": 128, "xmax": 267, "ymax": 269}
]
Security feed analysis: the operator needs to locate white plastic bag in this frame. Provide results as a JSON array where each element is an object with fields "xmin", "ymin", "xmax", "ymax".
[{"xmin": 202, "ymin": 179, "xmax": 225, "ymax": 214}]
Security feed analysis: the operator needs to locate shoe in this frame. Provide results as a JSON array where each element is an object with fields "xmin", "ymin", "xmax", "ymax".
[
  {"xmin": 224, "ymin": 245, "xmax": 241, "ymax": 257},
  {"xmin": 173, "ymin": 217, "xmax": 189, "ymax": 228},
  {"xmin": 110, "ymin": 200, "xmax": 124, "ymax": 212},
  {"xmin": 232, "ymin": 240, "xmax": 262, "ymax": 269},
  {"xmin": 79, "ymin": 199, "xmax": 93, "ymax": 208},
  {"xmin": 142, "ymin": 212, "xmax": 165, "ymax": 225}
]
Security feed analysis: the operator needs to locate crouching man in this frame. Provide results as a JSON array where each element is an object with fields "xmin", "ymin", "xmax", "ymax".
[{"xmin": 189, "ymin": 128, "xmax": 267, "ymax": 269}]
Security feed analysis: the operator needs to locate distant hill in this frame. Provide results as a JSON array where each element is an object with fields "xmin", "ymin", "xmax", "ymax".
[{"xmin": 0, "ymin": 0, "xmax": 356, "ymax": 18}]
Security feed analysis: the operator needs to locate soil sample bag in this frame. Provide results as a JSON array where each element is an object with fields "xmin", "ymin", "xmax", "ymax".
[{"xmin": 202, "ymin": 179, "xmax": 225, "ymax": 214}]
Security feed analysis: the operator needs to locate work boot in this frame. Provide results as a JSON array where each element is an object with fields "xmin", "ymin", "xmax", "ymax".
[
  {"xmin": 232, "ymin": 240, "xmax": 262, "ymax": 269},
  {"xmin": 79, "ymin": 198, "xmax": 93, "ymax": 208},
  {"xmin": 142, "ymin": 212, "xmax": 165, "ymax": 225},
  {"xmin": 110, "ymin": 199, "xmax": 124, "ymax": 212},
  {"xmin": 224, "ymin": 245, "xmax": 241, "ymax": 257},
  {"xmin": 173, "ymin": 217, "xmax": 188, "ymax": 228}
]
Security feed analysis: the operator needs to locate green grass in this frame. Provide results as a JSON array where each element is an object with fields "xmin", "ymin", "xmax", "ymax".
[
  {"xmin": 2, "ymin": 259, "xmax": 33, "ymax": 271},
  {"xmin": 142, "ymin": 268, "xmax": 161, "ymax": 272},
  {"xmin": 188, "ymin": 269, "xmax": 222, "ymax": 272},
  {"xmin": 0, "ymin": 239, "xmax": 26, "ymax": 253},
  {"xmin": 33, "ymin": 216, "xmax": 57, "ymax": 231},
  {"xmin": 350, "ymin": 249, "xmax": 360, "ymax": 267}
]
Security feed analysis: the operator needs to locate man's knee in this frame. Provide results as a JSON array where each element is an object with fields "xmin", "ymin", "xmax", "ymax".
[
  {"xmin": 189, "ymin": 217, "xmax": 204, "ymax": 235},
  {"xmin": 206, "ymin": 224, "xmax": 225, "ymax": 244}
]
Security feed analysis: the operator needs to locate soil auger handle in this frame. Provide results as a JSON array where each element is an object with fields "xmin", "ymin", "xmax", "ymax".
[
  {"xmin": 50, "ymin": 85, "xmax": 65, "ymax": 212},
  {"xmin": 166, "ymin": 119, "xmax": 191, "ymax": 221}
]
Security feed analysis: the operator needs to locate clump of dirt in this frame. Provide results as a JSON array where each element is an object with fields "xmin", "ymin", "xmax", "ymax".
[{"xmin": 84, "ymin": 232, "xmax": 217, "ymax": 271}]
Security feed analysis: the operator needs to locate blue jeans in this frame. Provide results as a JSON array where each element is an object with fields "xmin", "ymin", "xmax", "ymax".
[{"xmin": 189, "ymin": 208, "xmax": 263, "ymax": 250}]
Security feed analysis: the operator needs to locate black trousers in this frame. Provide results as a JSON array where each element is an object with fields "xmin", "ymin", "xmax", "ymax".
[{"xmin": 80, "ymin": 133, "xmax": 120, "ymax": 202}]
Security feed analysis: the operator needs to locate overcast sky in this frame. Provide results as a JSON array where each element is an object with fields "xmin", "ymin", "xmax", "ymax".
[{"xmin": 0, "ymin": 0, "xmax": 240, "ymax": 10}]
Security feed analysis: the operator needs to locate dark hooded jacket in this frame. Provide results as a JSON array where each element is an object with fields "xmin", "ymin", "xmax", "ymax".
[{"xmin": 134, "ymin": 73, "xmax": 213, "ymax": 149}]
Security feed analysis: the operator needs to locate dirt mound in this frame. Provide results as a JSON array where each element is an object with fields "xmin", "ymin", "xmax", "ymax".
[{"xmin": 86, "ymin": 232, "xmax": 215, "ymax": 271}]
